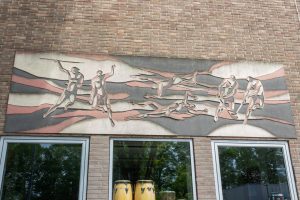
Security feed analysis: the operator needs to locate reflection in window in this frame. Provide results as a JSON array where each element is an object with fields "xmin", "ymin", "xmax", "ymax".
[
  {"xmin": 112, "ymin": 140, "xmax": 195, "ymax": 200},
  {"xmin": 218, "ymin": 146, "xmax": 291, "ymax": 200},
  {"xmin": 1, "ymin": 143, "xmax": 82, "ymax": 200}
]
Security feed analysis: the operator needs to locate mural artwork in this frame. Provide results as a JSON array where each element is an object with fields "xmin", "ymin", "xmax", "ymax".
[{"xmin": 5, "ymin": 52, "xmax": 296, "ymax": 138}]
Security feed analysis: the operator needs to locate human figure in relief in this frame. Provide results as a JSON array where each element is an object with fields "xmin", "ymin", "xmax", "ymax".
[
  {"xmin": 241, "ymin": 76, "xmax": 264, "ymax": 124},
  {"xmin": 89, "ymin": 64, "xmax": 116, "ymax": 127},
  {"xmin": 180, "ymin": 70, "xmax": 210, "ymax": 86},
  {"xmin": 214, "ymin": 75, "xmax": 239, "ymax": 122},
  {"xmin": 128, "ymin": 91, "xmax": 207, "ymax": 120},
  {"xmin": 140, "ymin": 76, "xmax": 183, "ymax": 98},
  {"xmin": 43, "ymin": 60, "xmax": 84, "ymax": 118}
]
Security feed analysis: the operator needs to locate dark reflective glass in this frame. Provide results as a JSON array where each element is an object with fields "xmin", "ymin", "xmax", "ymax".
[
  {"xmin": 1, "ymin": 143, "xmax": 82, "ymax": 200},
  {"xmin": 219, "ymin": 146, "xmax": 291, "ymax": 200},
  {"xmin": 113, "ymin": 141, "xmax": 194, "ymax": 200}
]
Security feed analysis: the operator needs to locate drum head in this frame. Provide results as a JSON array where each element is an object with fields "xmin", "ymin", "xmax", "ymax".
[{"xmin": 115, "ymin": 180, "xmax": 131, "ymax": 184}]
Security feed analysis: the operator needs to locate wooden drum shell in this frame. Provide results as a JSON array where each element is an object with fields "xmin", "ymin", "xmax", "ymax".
[
  {"xmin": 113, "ymin": 180, "xmax": 133, "ymax": 200},
  {"xmin": 134, "ymin": 180, "xmax": 155, "ymax": 200}
]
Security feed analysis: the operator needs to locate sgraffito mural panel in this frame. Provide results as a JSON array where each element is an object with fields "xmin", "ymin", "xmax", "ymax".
[{"xmin": 5, "ymin": 52, "xmax": 296, "ymax": 138}]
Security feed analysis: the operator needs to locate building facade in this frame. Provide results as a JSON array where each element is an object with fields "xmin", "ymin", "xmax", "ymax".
[{"xmin": 0, "ymin": 0, "xmax": 300, "ymax": 200}]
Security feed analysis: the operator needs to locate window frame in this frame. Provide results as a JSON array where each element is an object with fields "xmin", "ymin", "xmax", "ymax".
[
  {"xmin": 109, "ymin": 138, "xmax": 198, "ymax": 200},
  {"xmin": 0, "ymin": 136, "xmax": 89, "ymax": 200},
  {"xmin": 211, "ymin": 140, "xmax": 298, "ymax": 200}
]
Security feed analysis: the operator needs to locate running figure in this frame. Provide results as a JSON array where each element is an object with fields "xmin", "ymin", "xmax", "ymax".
[
  {"xmin": 240, "ymin": 76, "xmax": 264, "ymax": 124},
  {"xmin": 89, "ymin": 64, "xmax": 116, "ymax": 127},
  {"xmin": 43, "ymin": 60, "xmax": 84, "ymax": 118},
  {"xmin": 214, "ymin": 75, "xmax": 239, "ymax": 122}
]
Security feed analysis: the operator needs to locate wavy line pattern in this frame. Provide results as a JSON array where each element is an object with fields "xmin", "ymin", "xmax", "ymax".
[{"xmin": 5, "ymin": 53, "xmax": 296, "ymax": 138}]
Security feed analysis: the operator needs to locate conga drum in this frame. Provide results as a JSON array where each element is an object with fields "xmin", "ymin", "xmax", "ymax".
[
  {"xmin": 113, "ymin": 180, "xmax": 133, "ymax": 200},
  {"xmin": 134, "ymin": 180, "xmax": 155, "ymax": 200}
]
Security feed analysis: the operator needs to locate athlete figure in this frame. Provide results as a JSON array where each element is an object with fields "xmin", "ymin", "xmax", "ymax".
[
  {"xmin": 175, "ymin": 91, "xmax": 208, "ymax": 115},
  {"xmin": 43, "ymin": 60, "xmax": 84, "ymax": 118},
  {"xmin": 214, "ymin": 75, "xmax": 239, "ymax": 122},
  {"xmin": 127, "ymin": 101, "xmax": 180, "ymax": 119},
  {"xmin": 140, "ymin": 76, "xmax": 182, "ymax": 98},
  {"xmin": 241, "ymin": 76, "xmax": 264, "ymax": 124},
  {"xmin": 180, "ymin": 70, "xmax": 210, "ymax": 86},
  {"xmin": 128, "ymin": 91, "xmax": 207, "ymax": 120},
  {"xmin": 89, "ymin": 64, "xmax": 116, "ymax": 127}
]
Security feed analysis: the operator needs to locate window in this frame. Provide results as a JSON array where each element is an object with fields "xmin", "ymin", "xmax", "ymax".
[
  {"xmin": 109, "ymin": 138, "xmax": 197, "ymax": 200},
  {"xmin": 212, "ymin": 141, "xmax": 298, "ymax": 200},
  {"xmin": 0, "ymin": 137, "xmax": 89, "ymax": 200}
]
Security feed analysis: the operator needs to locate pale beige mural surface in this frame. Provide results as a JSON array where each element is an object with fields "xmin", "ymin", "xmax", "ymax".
[{"xmin": 5, "ymin": 52, "xmax": 295, "ymax": 138}]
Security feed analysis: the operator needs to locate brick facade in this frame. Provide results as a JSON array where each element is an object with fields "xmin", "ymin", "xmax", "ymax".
[{"xmin": 0, "ymin": 0, "xmax": 299, "ymax": 199}]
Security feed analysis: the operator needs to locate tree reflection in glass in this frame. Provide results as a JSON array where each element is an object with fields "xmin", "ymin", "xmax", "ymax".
[
  {"xmin": 1, "ymin": 143, "xmax": 82, "ymax": 200},
  {"xmin": 113, "ymin": 141, "xmax": 194, "ymax": 200},
  {"xmin": 219, "ymin": 146, "xmax": 291, "ymax": 200}
]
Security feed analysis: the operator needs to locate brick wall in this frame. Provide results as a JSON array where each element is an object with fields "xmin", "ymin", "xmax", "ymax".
[{"xmin": 0, "ymin": 0, "xmax": 299, "ymax": 199}]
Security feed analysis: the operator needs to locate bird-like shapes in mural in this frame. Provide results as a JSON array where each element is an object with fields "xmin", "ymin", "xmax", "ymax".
[
  {"xmin": 237, "ymin": 76, "xmax": 265, "ymax": 124},
  {"xmin": 89, "ymin": 64, "xmax": 116, "ymax": 127},
  {"xmin": 214, "ymin": 75, "xmax": 239, "ymax": 122},
  {"xmin": 42, "ymin": 59, "xmax": 84, "ymax": 118}
]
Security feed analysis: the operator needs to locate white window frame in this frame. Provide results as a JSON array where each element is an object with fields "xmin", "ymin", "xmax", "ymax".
[
  {"xmin": 211, "ymin": 140, "xmax": 298, "ymax": 200},
  {"xmin": 0, "ymin": 136, "xmax": 89, "ymax": 200},
  {"xmin": 109, "ymin": 138, "xmax": 197, "ymax": 200}
]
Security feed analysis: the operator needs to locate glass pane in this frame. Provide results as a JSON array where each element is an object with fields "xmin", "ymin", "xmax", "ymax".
[
  {"xmin": 113, "ymin": 140, "xmax": 194, "ymax": 200},
  {"xmin": 1, "ymin": 143, "xmax": 82, "ymax": 200},
  {"xmin": 218, "ymin": 146, "xmax": 291, "ymax": 200}
]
